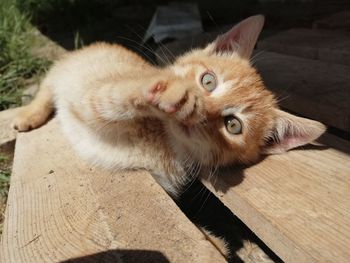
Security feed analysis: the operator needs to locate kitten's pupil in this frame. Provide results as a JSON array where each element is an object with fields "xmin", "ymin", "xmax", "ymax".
[
  {"xmin": 201, "ymin": 72, "xmax": 217, "ymax": 91},
  {"xmin": 224, "ymin": 115, "xmax": 242, "ymax": 134}
]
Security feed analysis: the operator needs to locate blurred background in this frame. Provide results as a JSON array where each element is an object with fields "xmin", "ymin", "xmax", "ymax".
[
  {"xmin": 1, "ymin": 0, "xmax": 350, "ymax": 109},
  {"xmin": 14, "ymin": 0, "xmax": 350, "ymax": 49},
  {"xmin": 1, "ymin": 0, "xmax": 350, "ymax": 110}
]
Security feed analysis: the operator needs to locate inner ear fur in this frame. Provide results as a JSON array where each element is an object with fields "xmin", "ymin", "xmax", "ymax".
[{"xmin": 264, "ymin": 109, "xmax": 326, "ymax": 154}]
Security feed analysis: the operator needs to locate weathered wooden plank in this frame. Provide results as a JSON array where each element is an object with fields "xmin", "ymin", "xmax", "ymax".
[
  {"xmin": 0, "ymin": 119, "xmax": 225, "ymax": 263},
  {"xmin": 0, "ymin": 108, "xmax": 22, "ymax": 146},
  {"xmin": 258, "ymin": 28, "xmax": 350, "ymax": 66},
  {"xmin": 202, "ymin": 135, "xmax": 350, "ymax": 263},
  {"xmin": 254, "ymin": 51, "xmax": 350, "ymax": 132},
  {"xmin": 313, "ymin": 11, "xmax": 350, "ymax": 31}
]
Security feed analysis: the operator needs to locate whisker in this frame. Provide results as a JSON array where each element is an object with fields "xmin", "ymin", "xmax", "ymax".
[
  {"xmin": 158, "ymin": 42, "xmax": 176, "ymax": 64},
  {"xmin": 116, "ymin": 39, "xmax": 158, "ymax": 64},
  {"xmin": 126, "ymin": 25, "xmax": 172, "ymax": 66},
  {"xmin": 250, "ymin": 50, "xmax": 266, "ymax": 66},
  {"xmin": 133, "ymin": 23, "xmax": 177, "ymax": 63},
  {"xmin": 115, "ymin": 35, "xmax": 167, "ymax": 65},
  {"xmin": 197, "ymin": 187, "xmax": 211, "ymax": 214},
  {"xmin": 157, "ymin": 44, "xmax": 172, "ymax": 65},
  {"xmin": 275, "ymin": 94, "xmax": 290, "ymax": 104}
]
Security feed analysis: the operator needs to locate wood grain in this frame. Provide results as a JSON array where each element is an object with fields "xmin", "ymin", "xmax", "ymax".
[
  {"xmin": 0, "ymin": 108, "xmax": 22, "ymax": 146},
  {"xmin": 0, "ymin": 119, "xmax": 225, "ymax": 263},
  {"xmin": 202, "ymin": 135, "xmax": 350, "ymax": 263},
  {"xmin": 254, "ymin": 51, "xmax": 350, "ymax": 132}
]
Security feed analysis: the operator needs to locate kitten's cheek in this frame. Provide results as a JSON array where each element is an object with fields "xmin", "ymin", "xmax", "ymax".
[{"xmin": 203, "ymin": 97, "xmax": 214, "ymax": 111}]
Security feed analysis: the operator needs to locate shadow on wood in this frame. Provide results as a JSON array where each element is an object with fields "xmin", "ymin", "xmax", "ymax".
[
  {"xmin": 178, "ymin": 177, "xmax": 282, "ymax": 262},
  {"xmin": 61, "ymin": 249, "xmax": 170, "ymax": 263},
  {"xmin": 204, "ymin": 140, "xmax": 331, "ymax": 195}
]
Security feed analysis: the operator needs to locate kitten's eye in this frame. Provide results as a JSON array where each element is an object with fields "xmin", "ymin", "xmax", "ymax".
[
  {"xmin": 224, "ymin": 115, "xmax": 242, "ymax": 134},
  {"xmin": 201, "ymin": 72, "xmax": 217, "ymax": 91}
]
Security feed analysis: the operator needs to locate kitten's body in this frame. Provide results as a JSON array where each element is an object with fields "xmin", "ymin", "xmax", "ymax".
[
  {"xmin": 44, "ymin": 43, "xmax": 187, "ymax": 194},
  {"xmin": 13, "ymin": 15, "xmax": 325, "ymax": 196}
]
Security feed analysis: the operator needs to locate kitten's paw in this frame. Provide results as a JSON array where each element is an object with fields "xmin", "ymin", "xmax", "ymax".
[
  {"xmin": 146, "ymin": 81, "xmax": 202, "ymax": 123},
  {"xmin": 146, "ymin": 81, "xmax": 169, "ymax": 109},
  {"xmin": 12, "ymin": 105, "xmax": 51, "ymax": 131}
]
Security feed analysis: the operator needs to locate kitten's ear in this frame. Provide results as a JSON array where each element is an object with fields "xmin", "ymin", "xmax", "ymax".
[
  {"xmin": 206, "ymin": 15, "xmax": 264, "ymax": 58},
  {"xmin": 264, "ymin": 109, "xmax": 326, "ymax": 154}
]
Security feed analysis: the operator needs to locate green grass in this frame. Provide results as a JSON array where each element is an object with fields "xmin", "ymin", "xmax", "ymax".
[
  {"xmin": 0, "ymin": 0, "xmax": 52, "ymax": 234},
  {"xmin": 0, "ymin": 154, "xmax": 10, "ymax": 200},
  {"xmin": 0, "ymin": 0, "xmax": 50, "ymax": 110},
  {"xmin": 0, "ymin": 152, "xmax": 11, "ymax": 235}
]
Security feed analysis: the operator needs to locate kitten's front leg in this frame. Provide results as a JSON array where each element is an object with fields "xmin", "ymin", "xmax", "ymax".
[
  {"xmin": 87, "ymin": 77, "xmax": 203, "ymax": 124},
  {"xmin": 144, "ymin": 80, "xmax": 204, "ymax": 125}
]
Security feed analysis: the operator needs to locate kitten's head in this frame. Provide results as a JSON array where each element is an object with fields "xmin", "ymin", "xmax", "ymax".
[{"xmin": 167, "ymin": 15, "xmax": 326, "ymax": 166}]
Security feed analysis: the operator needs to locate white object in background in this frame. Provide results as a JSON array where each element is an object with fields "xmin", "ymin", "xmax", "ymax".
[{"xmin": 143, "ymin": 2, "xmax": 203, "ymax": 43}]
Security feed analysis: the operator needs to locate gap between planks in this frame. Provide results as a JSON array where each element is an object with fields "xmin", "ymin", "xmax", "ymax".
[{"xmin": 202, "ymin": 134, "xmax": 350, "ymax": 263}]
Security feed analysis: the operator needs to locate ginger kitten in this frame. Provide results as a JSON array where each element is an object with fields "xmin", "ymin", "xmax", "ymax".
[{"xmin": 12, "ymin": 15, "xmax": 325, "ymax": 196}]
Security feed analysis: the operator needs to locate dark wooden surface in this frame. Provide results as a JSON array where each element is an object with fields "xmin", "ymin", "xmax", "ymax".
[{"xmin": 258, "ymin": 28, "xmax": 350, "ymax": 66}]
